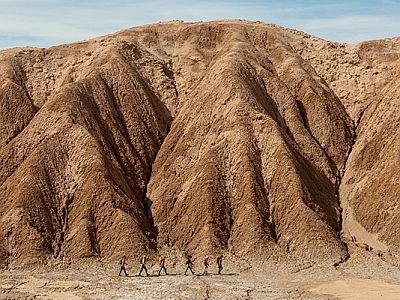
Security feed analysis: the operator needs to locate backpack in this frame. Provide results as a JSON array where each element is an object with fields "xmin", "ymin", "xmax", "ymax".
[{"xmin": 118, "ymin": 258, "xmax": 123, "ymax": 265}]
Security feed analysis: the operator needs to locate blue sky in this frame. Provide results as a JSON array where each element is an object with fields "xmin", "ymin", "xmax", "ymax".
[{"xmin": 0, "ymin": 0, "xmax": 399, "ymax": 49}]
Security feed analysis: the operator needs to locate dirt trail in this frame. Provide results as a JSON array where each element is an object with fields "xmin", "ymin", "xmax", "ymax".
[
  {"xmin": 1, "ymin": 277, "xmax": 89, "ymax": 299},
  {"xmin": 1, "ymin": 254, "xmax": 400, "ymax": 299}
]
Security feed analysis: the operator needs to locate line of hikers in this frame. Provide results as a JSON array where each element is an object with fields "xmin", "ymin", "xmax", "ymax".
[{"xmin": 118, "ymin": 254, "xmax": 223, "ymax": 277}]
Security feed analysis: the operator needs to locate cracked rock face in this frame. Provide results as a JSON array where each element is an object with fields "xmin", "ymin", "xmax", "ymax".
[{"xmin": 0, "ymin": 21, "xmax": 398, "ymax": 267}]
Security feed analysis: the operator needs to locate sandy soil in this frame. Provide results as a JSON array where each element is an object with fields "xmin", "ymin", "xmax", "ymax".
[
  {"xmin": 1, "ymin": 253, "xmax": 400, "ymax": 299},
  {"xmin": 309, "ymin": 278, "xmax": 400, "ymax": 300}
]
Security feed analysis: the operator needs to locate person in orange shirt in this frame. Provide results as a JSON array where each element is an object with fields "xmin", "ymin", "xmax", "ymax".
[
  {"xmin": 158, "ymin": 256, "xmax": 168, "ymax": 276},
  {"xmin": 118, "ymin": 255, "xmax": 128, "ymax": 276}
]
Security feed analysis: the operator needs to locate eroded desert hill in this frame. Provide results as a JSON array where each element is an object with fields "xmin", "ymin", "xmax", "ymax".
[{"xmin": 0, "ymin": 20, "xmax": 398, "ymax": 267}]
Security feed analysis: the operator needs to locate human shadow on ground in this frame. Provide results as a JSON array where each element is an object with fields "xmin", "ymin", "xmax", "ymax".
[
  {"xmin": 194, "ymin": 273, "xmax": 239, "ymax": 276},
  {"xmin": 118, "ymin": 272, "xmax": 239, "ymax": 278}
]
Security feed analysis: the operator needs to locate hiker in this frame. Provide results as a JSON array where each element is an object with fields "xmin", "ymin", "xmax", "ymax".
[
  {"xmin": 139, "ymin": 255, "xmax": 149, "ymax": 276},
  {"xmin": 158, "ymin": 256, "xmax": 168, "ymax": 276},
  {"xmin": 118, "ymin": 255, "xmax": 128, "ymax": 276},
  {"xmin": 216, "ymin": 255, "xmax": 223, "ymax": 275},
  {"xmin": 203, "ymin": 256, "xmax": 209, "ymax": 275},
  {"xmin": 184, "ymin": 255, "xmax": 195, "ymax": 275}
]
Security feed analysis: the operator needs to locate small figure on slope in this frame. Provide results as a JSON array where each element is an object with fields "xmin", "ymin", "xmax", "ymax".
[
  {"xmin": 118, "ymin": 255, "xmax": 128, "ymax": 276},
  {"xmin": 184, "ymin": 255, "xmax": 195, "ymax": 275},
  {"xmin": 158, "ymin": 256, "xmax": 168, "ymax": 276},
  {"xmin": 139, "ymin": 255, "xmax": 149, "ymax": 276}
]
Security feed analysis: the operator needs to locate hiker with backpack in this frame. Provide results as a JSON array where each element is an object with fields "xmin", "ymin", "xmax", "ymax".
[
  {"xmin": 158, "ymin": 256, "xmax": 168, "ymax": 276},
  {"xmin": 118, "ymin": 255, "xmax": 128, "ymax": 276},
  {"xmin": 139, "ymin": 255, "xmax": 149, "ymax": 276},
  {"xmin": 203, "ymin": 256, "xmax": 209, "ymax": 275},
  {"xmin": 184, "ymin": 255, "xmax": 195, "ymax": 275},
  {"xmin": 216, "ymin": 255, "xmax": 223, "ymax": 275}
]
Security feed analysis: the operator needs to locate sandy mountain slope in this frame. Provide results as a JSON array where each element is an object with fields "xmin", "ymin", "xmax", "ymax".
[
  {"xmin": 287, "ymin": 33, "xmax": 400, "ymax": 261},
  {"xmin": 0, "ymin": 20, "xmax": 398, "ymax": 267}
]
